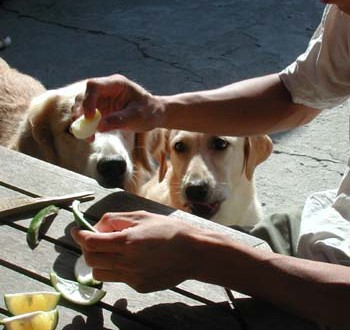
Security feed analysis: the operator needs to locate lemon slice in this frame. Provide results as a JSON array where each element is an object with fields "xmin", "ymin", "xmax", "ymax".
[
  {"xmin": 50, "ymin": 272, "xmax": 105, "ymax": 306},
  {"xmin": 71, "ymin": 200, "xmax": 97, "ymax": 232},
  {"xmin": 0, "ymin": 310, "xmax": 58, "ymax": 330},
  {"xmin": 70, "ymin": 109, "xmax": 101, "ymax": 139},
  {"xmin": 4, "ymin": 291, "xmax": 60, "ymax": 315},
  {"xmin": 74, "ymin": 255, "xmax": 102, "ymax": 287}
]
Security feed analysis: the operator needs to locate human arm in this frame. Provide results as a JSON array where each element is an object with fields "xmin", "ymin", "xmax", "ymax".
[
  {"xmin": 71, "ymin": 211, "xmax": 350, "ymax": 328},
  {"xmin": 77, "ymin": 73, "xmax": 321, "ymax": 136}
]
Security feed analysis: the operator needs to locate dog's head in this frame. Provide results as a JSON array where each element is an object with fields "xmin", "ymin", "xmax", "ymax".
[
  {"xmin": 17, "ymin": 80, "xmax": 153, "ymax": 192},
  {"xmin": 158, "ymin": 130, "xmax": 272, "ymax": 219}
]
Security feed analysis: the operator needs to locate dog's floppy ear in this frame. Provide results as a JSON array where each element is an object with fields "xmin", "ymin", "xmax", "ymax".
[
  {"xmin": 243, "ymin": 135, "xmax": 273, "ymax": 181},
  {"xmin": 156, "ymin": 129, "xmax": 170, "ymax": 182},
  {"xmin": 28, "ymin": 93, "xmax": 59, "ymax": 164}
]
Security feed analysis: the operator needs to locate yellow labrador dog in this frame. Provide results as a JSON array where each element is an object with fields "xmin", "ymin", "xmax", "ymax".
[
  {"xmin": 141, "ymin": 130, "xmax": 273, "ymax": 227},
  {"xmin": 0, "ymin": 58, "xmax": 154, "ymax": 192}
]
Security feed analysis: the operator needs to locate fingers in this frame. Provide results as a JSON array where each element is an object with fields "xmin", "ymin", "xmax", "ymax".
[
  {"xmin": 71, "ymin": 228, "xmax": 127, "ymax": 253},
  {"xmin": 92, "ymin": 268, "xmax": 131, "ymax": 283},
  {"xmin": 95, "ymin": 212, "xmax": 136, "ymax": 232},
  {"xmin": 82, "ymin": 75, "xmax": 127, "ymax": 119},
  {"xmin": 83, "ymin": 251, "xmax": 125, "ymax": 270}
]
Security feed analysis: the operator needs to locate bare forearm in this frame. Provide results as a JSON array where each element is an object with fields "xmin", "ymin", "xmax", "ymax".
[
  {"xmin": 158, "ymin": 74, "xmax": 321, "ymax": 135},
  {"xmin": 191, "ymin": 231, "xmax": 350, "ymax": 327}
]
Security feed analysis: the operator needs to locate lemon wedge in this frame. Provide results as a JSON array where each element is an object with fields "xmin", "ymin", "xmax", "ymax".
[
  {"xmin": 70, "ymin": 109, "xmax": 101, "ymax": 139},
  {"xmin": 50, "ymin": 272, "xmax": 105, "ymax": 306},
  {"xmin": 74, "ymin": 255, "xmax": 102, "ymax": 287},
  {"xmin": 4, "ymin": 291, "xmax": 60, "ymax": 315},
  {"xmin": 0, "ymin": 310, "xmax": 58, "ymax": 330}
]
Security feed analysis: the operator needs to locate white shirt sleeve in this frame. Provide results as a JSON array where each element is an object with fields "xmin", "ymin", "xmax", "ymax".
[
  {"xmin": 279, "ymin": 5, "xmax": 350, "ymax": 110},
  {"xmin": 280, "ymin": 5, "xmax": 350, "ymax": 264}
]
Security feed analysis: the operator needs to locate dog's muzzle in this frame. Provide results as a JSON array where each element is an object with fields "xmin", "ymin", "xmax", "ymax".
[
  {"xmin": 97, "ymin": 155, "xmax": 127, "ymax": 188},
  {"xmin": 184, "ymin": 181, "xmax": 221, "ymax": 219}
]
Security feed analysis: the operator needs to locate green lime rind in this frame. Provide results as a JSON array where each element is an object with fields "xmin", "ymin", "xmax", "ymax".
[
  {"xmin": 71, "ymin": 200, "xmax": 97, "ymax": 232},
  {"xmin": 74, "ymin": 255, "xmax": 102, "ymax": 287},
  {"xmin": 27, "ymin": 205, "xmax": 59, "ymax": 249},
  {"xmin": 50, "ymin": 272, "xmax": 106, "ymax": 306}
]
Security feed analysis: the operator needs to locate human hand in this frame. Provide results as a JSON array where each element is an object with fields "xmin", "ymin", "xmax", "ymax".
[
  {"xmin": 71, "ymin": 211, "xmax": 201, "ymax": 292},
  {"xmin": 74, "ymin": 74, "xmax": 165, "ymax": 132}
]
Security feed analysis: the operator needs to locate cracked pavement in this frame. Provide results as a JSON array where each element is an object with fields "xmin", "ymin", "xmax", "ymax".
[{"xmin": 0, "ymin": 0, "xmax": 349, "ymax": 215}]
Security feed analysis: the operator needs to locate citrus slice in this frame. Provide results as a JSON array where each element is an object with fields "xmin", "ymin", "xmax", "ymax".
[
  {"xmin": 74, "ymin": 255, "xmax": 102, "ymax": 287},
  {"xmin": 0, "ymin": 310, "xmax": 58, "ymax": 330},
  {"xmin": 70, "ymin": 109, "xmax": 101, "ymax": 139},
  {"xmin": 27, "ymin": 205, "xmax": 59, "ymax": 249},
  {"xmin": 71, "ymin": 200, "xmax": 97, "ymax": 232},
  {"xmin": 50, "ymin": 272, "xmax": 105, "ymax": 306},
  {"xmin": 4, "ymin": 291, "xmax": 60, "ymax": 315}
]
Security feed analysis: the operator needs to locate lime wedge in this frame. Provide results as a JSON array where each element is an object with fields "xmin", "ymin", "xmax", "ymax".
[
  {"xmin": 71, "ymin": 200, "xmax": 97, "ymax": 232},
  {"xmin": 50, "ymin": 272, "xmax": 105, "ymax": 306},
  {"xmin": 27, "ymin": 205, "xmax": 59, "ymax": 249},
  {"xmin": 70, "ymin": 109, "xmax": 101, "ymax": 139},
  {"xmin": 74, "ymin": 255, "xmax": 102, "ymax": 287},
  {"xmin": 4, "ymin": 291, "xmax": 60, "ymax": 315},
  {"xmin": 0, "ymin": 310, "xmax": 58, "ymax": 330}
]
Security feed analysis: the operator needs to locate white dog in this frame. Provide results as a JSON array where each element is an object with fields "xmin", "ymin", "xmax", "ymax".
[{"xmin": 141, "ymin": 130, "xmax": 273, "ymax": 227}]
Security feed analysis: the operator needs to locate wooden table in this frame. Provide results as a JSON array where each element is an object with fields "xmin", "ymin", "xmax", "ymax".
[{"xmin": 0, "ymin": 146, "xmax": 319, "ymax": 330}]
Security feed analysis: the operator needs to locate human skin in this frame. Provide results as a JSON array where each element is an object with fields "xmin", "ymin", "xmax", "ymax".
[
  {"xmin": 71, "ymin": 211, "xmax": 350, "ymax": 328},
  {"xmin": 77, "ymin": 73, "xmax": 321, "ymax": 136}
]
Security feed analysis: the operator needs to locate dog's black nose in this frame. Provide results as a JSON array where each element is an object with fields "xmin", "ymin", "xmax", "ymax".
[
  {"xmin": 97, "ymin": 156, "xmax": 127, "ymax": 188},
  {"xmin": 185, "ymin": 182, "xmax": 209, "ymax": 202}
]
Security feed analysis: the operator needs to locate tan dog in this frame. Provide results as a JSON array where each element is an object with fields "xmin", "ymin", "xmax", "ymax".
[
  {"xmin": 0, "ymin": 58, "xmax": 46, "ymax": 146},
  {"xmin": 141, "ymin": 130, "xmax": 273, "ymax": 227},
  {"xmin": 0, "ymin": 59, "xmax": 154, "ymax": 192}
]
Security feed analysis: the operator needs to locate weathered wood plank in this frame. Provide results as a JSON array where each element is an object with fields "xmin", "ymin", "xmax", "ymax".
[
  {"xmin": 0, "ymin": 225, "xmax": 243, "ymax": 330},
  {"xmin": 0, "ymin": 265, "xmax": 152, "ymax": 330},
  {"xmin": 0, "ymin": 184, "xmax": 241, "ymax": 306},
  {"xmin": 0, "ymin": 146, "xmax": 269, "ymax": 249}
]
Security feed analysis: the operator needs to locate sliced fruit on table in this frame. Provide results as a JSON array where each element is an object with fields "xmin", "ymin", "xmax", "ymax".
[
  {"xmin": 71, "ymin": 200, "xmax": 97, "ymax": 232},
  {"xmin": 27, "ymin": 205, "xmax": 59, "ymax": 249},
  {"xmin": 0, "ymin": 309, "xmax": 58, "ymax": 330},
  {"xmin": 70, "ymin": 109, "xmax": 101, "ymax": 139},
  {"xmin": 50, "ymin": 272, "xmax": 106, "ymax": 306},
  {"xmin": 74, "ymin": 255, "xmax": 102, "ymax": 287},
  {"xmin": 4, "ymin": 291, "xmax": 60, "ymax": 315}
]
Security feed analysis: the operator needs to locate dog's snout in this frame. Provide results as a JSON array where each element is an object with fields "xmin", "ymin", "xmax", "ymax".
[
  {"xmin": 185, "ymin": 182, "xmax": 209, "ymax": 202},
  {"xmin": 97, "ymin": 156, "xmax": 127, "ymax": 177}
]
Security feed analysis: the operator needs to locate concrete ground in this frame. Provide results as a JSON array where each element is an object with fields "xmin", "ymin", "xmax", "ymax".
[{"xmin": 0, "ymin": 0, "xmax": 348, "ymax": 216}]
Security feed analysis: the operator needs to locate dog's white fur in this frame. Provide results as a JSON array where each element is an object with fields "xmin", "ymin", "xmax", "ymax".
[
  {"xmin": 0, "ymin": 59, "xmax": 154, "ymax": 192},
  {"xmin": 141, "ymin": 130, "xmax": 273, "ymax": 227}
]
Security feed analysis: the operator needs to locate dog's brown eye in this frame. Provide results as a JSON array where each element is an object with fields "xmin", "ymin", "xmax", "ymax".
[
  {"xmin": 174, "ymin": 141, "xmax": 187, "ymax": 153},
  {"xmin": 211, "ymin": 137, "xmax": 228, "ymax": 151}
]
